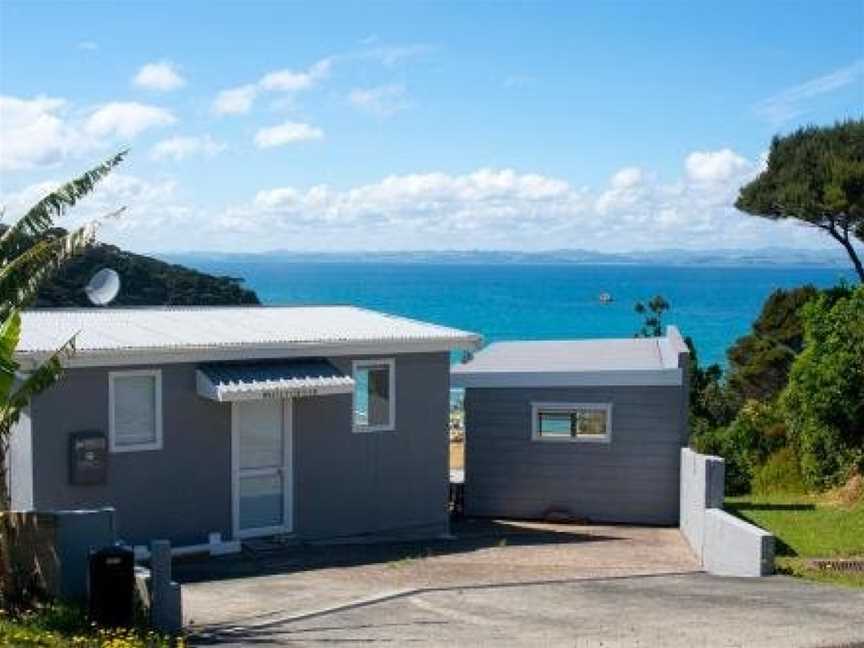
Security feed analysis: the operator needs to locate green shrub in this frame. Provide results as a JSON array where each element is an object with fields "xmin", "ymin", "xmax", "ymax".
[
  {"xmin": 782, "ymin": 286, "xmax": 864, "ymax": 490},
  {"xmin": 692, "ymin": 400, "xmax": 787, "ymax": 495},
  {"xmin": 752, "ymin": 446, "xmax": 806, "ymax": 496},
  {"xmin": 692, "ymin": 426, "xmax": 747, "ymax": 495}
]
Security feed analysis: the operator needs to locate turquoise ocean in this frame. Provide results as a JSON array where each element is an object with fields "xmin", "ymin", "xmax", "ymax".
[{"xmin": 175, "ymin": 260, "xmax": 854, "ymax": 367}]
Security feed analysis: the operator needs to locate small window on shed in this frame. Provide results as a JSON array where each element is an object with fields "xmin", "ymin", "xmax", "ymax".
[
  {"xmin": 352, "ymin": 359, "xmax": 395, "ymax": 432},
  {"xmin": 532, "ymin": 403, "xmax": 611, "ymax": 443},
  {"xmin": 109, "ymin": 370, "xmax": 163, "ymax": 452}
]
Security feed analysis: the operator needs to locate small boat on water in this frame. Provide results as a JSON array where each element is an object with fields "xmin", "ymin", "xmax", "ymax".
[{"xmin": 599, "ymin": 292, "xmax": 613, "ymax": 304}]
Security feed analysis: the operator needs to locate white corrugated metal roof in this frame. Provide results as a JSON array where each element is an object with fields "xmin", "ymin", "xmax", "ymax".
[
  {"xmin": 451, "ymin": 326, "xmax": 688, "ymax": 388},
  {"xmin": 17, "ymin": 305, "xmax": 480, "ymax": 366}
]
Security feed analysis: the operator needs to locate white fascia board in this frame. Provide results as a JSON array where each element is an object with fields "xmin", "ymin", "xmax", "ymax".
[
  {"xmin": 451, "ymin": 368, "xmax": 683, "ymax": 388},
  {"xmin": 17, "ymin": 336, "xmax": 481, "ymax": 370}
]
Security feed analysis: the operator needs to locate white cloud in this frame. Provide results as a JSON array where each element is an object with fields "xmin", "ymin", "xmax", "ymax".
[
  {"xmin": 150, "ymin": 135, "xmax": 225, "ymax": 161},
  {"xmin": 85, "ymin": 102, "xmax": 176, "ymax": 139},
  {"xmin": 212, "ymin": 84, "xmax": 258, "ymax": 115},
  {"xmin": 685, "ymin": 149, "xmax": 752, "ymax": 183},
  {"xmin": 254, "ymin": 121, "xmax": 324, "ymax": 148},
  {"xmin": 211, "ymin": 151, "xmax": 779, "ymax": 251},
  {"xmin": 753, "ymin": 59, "xmax": 864, "ymax": 124},
  {"xmin": 3, "ymin": 147, "xmax": 825, "ymax": 253},
  {"xmin": 595, "ymin": 167, "xmax": 647, "ymax": 214},
  {"xmin": 133, "ymin": 61, "xmax": 186, "ymax": 91},
  {"xmin": 348, "ymin": 84, "xmax": 408, "ymax": 117},
  {"xmin": 0, "ymin": 96, "xmax": 87, "ymax": 171},
  {"xmin": 1, "ymin": 95, "xmax": 179, "ymax": 172},
  {"xmin": 0, "ymin": 173, "xmax": 185, "ymax": 246},
  {"xmin": 259, "ymin": 59, "xmax": 331, "ymax": 92},
  {"xmin": 212, "ymin": 58, "xmax": 331, "ymax": 115}
]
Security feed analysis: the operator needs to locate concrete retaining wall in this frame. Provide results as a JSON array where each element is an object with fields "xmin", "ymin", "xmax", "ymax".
[{"xmin": 680, "ymin": 448, "xmax": 774, "ymax": 577}]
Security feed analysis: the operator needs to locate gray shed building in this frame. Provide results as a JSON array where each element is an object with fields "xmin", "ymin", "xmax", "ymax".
[
  {"xmin": 9, "ymin": 306, "xmax": 480, "ymax": 553},
  {"xmin": 452, "ymin": 326, "xmax": 689, "ymax": 525}
]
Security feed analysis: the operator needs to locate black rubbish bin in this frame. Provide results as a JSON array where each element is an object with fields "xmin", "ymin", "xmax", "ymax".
[{"xmin": 88, "ymin": 544, "xmax": 135, "ymax": 628}]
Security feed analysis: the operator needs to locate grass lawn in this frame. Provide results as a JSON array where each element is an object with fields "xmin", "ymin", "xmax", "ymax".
[{"xmin": 726, "ymin": 491, "xmax": 864, "ymax": 588}]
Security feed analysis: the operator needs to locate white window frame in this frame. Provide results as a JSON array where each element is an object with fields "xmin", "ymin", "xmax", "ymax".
[
  {"xmin": 530, "ymin": 402, "xmax": 612, "ymax": 444},
  {"xmin": 352, "ymin": 358, "xmax": 396, "ymax": 433},
  {"xmin": 108, "ymin": 369, "xmax": 163, "ymax": 453}
]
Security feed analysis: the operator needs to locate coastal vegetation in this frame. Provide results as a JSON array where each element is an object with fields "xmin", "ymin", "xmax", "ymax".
[
  {"xmin": 736, "ymin": 119, "xmax": 864, "ymax": 282},
  {"xmin": 672, "ymin": 121, "xmax": 864, "ymax": 585}
]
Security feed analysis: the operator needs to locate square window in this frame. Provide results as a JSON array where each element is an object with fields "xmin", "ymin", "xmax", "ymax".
[
  {"xmin": 533, "ymin": 403, "xmax": 611, "ymax": 443},
  {"xmin": 109, "ymin": 371, "xmax": 162, "ymax": 452},
  {"xmin": 353, "ymin": 359, "xmax": 395, "ymax": 432}
]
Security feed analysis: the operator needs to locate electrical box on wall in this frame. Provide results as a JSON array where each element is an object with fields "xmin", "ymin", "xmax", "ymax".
[{"xmin": 69, "ymin": 431, "xmax": 108, "ymax": 485}]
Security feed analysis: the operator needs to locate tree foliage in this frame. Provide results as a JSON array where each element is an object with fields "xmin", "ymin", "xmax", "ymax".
[
  {"xmin": 726, "ymin": 286, "xmax": 820, "ymax": 404},
  {"xmin": 693, "ymin": 400, "xmax": 787, "ymax": 495},
  {"xmin": 634, "ymin": 295, "xmax": 669, "ymax": 338},
  {"xmin": 782, "ymin": 286, "xmax": 864, "ymax": 490},
  {"xmin": 736, "ymin": 120, "xmax": 864, "ymax": 281}
]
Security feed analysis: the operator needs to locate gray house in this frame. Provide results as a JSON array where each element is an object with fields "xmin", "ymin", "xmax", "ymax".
[
  {"xmin": 9, "ymin": 305, "xmax": 480, "ymax": 553},
  {"xmin": 452, "ymin": 326, "xmax": 689, "ymax": 525}
]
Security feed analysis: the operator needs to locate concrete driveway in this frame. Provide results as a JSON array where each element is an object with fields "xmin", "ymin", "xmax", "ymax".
[{"xmin": 176, "ymin": 520, "xmax": 864, "ymax": 647}]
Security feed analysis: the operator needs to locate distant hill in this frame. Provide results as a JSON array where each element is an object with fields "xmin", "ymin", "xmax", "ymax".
[
  {"xmin": 35, "ymin": 237, "xmax": 260, "ymax": 308},
  {"xmin": 167, "ymin": 246, "xmax": 856, "ymax": 268}
]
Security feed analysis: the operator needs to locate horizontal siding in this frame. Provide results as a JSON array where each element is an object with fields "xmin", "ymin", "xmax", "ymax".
[{"xmin": 464, "ymin": 385, "xmax": 685, "ymax": 525}]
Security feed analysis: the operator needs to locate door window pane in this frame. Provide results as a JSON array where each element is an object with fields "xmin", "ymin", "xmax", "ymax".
[
  {"xmin": 238, "ymin": 400, "xmax": 283, "ymax": 469},
  {"xmin": 239, "ymin": 474, "xmax": 283, "ymax": 530}
]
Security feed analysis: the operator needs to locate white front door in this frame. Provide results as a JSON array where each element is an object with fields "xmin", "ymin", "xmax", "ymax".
[{"xmin": 232, "ymin": 398, "xmax": 293, "ymax": 538}]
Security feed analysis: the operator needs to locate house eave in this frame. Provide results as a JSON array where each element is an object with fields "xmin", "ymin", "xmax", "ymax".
[{"xmin": 16, "ymin": 335, "xmax": 482, "ymax": 370}]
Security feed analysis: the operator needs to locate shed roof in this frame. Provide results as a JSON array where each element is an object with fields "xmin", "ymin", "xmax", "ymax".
[
  {"xmin": 17, "ymin": 305, "xmax": 481, "ymax": 368},
  {"xmin": 451, "ymin": 326, "xmax": 688, "ymax": 388}
]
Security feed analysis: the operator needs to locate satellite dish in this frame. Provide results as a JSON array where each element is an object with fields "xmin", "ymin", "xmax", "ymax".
[{"xmin": 85, "ymin": 268, "xmax": 121, "ymax": 306}]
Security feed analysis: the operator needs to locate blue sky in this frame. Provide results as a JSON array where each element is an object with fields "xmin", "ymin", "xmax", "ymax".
[{"xmin": 1, "ymin": 1, "xmax": 862, "ymax": 253}]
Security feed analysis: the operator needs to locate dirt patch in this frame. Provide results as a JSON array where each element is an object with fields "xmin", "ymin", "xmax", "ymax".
[{"xmin": 827, "ymin": 473, "xmax": 864, "ymax": 509}]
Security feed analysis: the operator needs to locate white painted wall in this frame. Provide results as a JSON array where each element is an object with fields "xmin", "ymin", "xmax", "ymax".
[{"xmin": 680, "ymin": 448, "xmax": 774, "ymax": 577}]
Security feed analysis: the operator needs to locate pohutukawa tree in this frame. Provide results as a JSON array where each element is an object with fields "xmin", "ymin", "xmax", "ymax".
[{"xmin": 736, "ymin": 119, "xmax": 864, "ymax": 282}]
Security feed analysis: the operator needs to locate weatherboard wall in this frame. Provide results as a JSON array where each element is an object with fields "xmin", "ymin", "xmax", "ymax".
[
  {"xmin": 24, "ymin": 352, "xmax": 451, "ymax": 546},
  {"xmin": 29, "ymin": 362, "xmax": 233, "ymax": 547},
  {"xmin": 463, "ymin": 383, "xmax": 688, "ymax": 524}
]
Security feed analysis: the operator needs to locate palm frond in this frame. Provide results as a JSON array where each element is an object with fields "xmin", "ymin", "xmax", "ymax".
[
  {"xmin": 0, "ymin": 150, "xmax": 127, "ymax": 257},
  {"xmin": 0, "ymin": 310, "xmax": 21, "ymax": 404},
  {"xmin": 0, "ymin": 337, "xmax": 75, "ymax": 433},
  {"xmin": 0, "ymin": 223, "xmax": 100, "ymax": 317}
]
